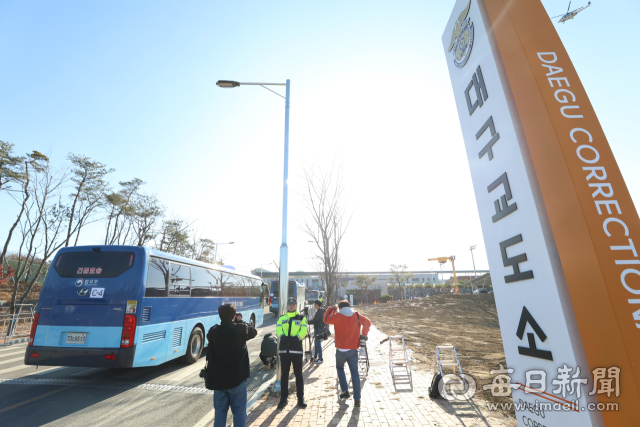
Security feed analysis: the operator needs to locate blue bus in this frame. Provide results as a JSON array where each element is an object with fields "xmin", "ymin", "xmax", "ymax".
[
  {"xmin": 269, "ymin": 280, "xmax": 306, "ymax": 314},
  {"xmin": 25, "ymin": 245, "xmax": 264, "ymax": 368}
]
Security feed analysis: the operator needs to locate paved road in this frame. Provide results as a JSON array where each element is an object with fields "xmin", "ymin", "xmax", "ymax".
[{"xmin": 0, "ymin": 310, "xmax": 278, "ymax": 427}]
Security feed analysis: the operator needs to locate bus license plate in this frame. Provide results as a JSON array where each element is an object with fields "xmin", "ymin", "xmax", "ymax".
[{"xmin": 66, "ymin": 332, "xmax": 87, "ymax": 345}]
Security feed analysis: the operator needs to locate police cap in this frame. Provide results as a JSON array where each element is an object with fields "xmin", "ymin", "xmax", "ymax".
[{"xmin": 287, "ymin": 298, "xmax": 297, "ymax": 305}]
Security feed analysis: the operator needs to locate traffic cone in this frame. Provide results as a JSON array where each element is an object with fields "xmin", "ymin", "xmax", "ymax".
[{"xmin": 374, "ymin": 300, "xmax": 377, "ymax": 304}]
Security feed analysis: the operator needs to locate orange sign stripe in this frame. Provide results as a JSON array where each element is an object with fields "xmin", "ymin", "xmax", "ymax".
[{"xmin": 482, "ymin": 0, "xmax": 640, "ymax": 424}]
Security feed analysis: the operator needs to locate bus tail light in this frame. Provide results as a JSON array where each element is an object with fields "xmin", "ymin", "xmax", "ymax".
[
  {"xmin": 270, "ymin": 296, "xmax": 272, "ymax": 305},
  {"xmin": 28, "ymin": 313, "xmax": 39, "ymax": 345},
  {"xmin": 30, "ymin": 352, "xmax": 39, "ymax": 358},
  {"xmin": 120, "ymin": 314, "xmax": 137, "ymax": 348},
  {"xmin": 104, "ymin": 354, "xmax": 116, "ymax": 360}
]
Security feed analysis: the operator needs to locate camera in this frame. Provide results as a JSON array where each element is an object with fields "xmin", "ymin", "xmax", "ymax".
[{"xmin": 199, "ymin": 367, "xmax": 207, "ymax": 379}]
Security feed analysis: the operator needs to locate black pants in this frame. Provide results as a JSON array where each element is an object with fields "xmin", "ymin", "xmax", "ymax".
[{"xmin": 280, "ymin": 353, "xmax": 304, "ymax": 400}]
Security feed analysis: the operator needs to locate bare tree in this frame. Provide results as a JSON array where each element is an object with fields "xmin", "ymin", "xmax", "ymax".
[
  {"xmin": 130, "ymin": 194, "xmax": 165, "ymax": 246},
  {"xmin": 104, "ymin": 178, "xmax": 144, "ymax": 245},
  {"xmin": 389, "ymin": 264, "xmax": 413, "ymax": 301},
  {"xmin": 1, "ymin": 150, "xmax": 49, "ymax": 267},
  {"xmin": 155, "ymin": 217, "xmax": 194, "ymax": 256},
  {"xmin": 8, "ymin": 161, "xmax": 70, "ymax": 313},
  {"xmin": 65, "ymin": 153, "xmax": 114, "ymax": 247},
  {"xmin": 301, "ymin": 165, "xmax": 351, "ymax": 306}
]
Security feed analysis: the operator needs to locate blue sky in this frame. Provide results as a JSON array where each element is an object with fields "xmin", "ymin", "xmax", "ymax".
[{"xmin": 1, "ymin": 0, "xmax": 638, "ymax": 275}]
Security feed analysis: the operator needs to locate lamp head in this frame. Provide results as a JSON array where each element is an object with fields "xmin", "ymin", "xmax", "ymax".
[{"xmin": 216, "ymin": 80, "xmax": 240, "ymax": 88}]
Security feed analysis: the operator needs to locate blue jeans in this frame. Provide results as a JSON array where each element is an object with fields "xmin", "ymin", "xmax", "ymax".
[
  {"xmin": 213, "ymin": 379, "xmax": 247, "ymax": 427},
  {"xmin": 314, "ymin": 332, "xmax": 323, "ymax": 360},
  {"xmin": 335, "ymin": 349, "xmax": 361, "ymax": 400}
]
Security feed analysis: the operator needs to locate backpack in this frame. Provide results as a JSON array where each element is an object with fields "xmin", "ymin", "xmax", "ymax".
[{"xmin": 428, "ymin": 372, "xmax": 442, "ymax": 398}]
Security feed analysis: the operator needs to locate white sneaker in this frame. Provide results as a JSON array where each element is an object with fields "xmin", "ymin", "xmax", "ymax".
[{"xmin": 315, "ymin": 359, "xmax": 324, "ymax": 364}]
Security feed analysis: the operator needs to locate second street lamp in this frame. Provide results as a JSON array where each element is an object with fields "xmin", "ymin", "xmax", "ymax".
[{"xmin": 216, "ymin": 78, "xmax": 291, "ymax": 393}]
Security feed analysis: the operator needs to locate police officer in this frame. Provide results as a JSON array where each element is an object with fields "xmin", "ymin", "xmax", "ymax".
[
  {"xmin": 277, "ymin": 297, "xmax": 308, "ymax": 409},
  {"xmin": 318, "ymin": 292, "xmax": 324, "ymax": 305}
]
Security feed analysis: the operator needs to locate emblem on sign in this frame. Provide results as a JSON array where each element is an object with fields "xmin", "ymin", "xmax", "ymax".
[
  {"xmin": 448, "ymin": 0, "xmax": 474, "ymax": 69},
  {"xmin": 77, "ymin": 288, "xmax": 89, "ymax": 296},
  {"xmin": 75, "ymin": 279, "xmax": 83, "ymax": 287}
]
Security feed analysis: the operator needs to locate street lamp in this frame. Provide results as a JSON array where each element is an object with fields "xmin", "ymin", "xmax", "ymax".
[
  {"xmin": 213, "ymin": 242, "xmax": 234, "ymax": 265},
  {"xmin": 217, "ymin": 78, "xmax": 291, "ymax": 393},
  {"xmin": 469, "ymin": 245, "xmax": 477, "ymax": 279}
]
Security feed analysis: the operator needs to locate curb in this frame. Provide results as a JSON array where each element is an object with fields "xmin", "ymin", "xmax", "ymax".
[{"xmin": 246, "ymin": 376, "xmax": 277, "ymax": 414}]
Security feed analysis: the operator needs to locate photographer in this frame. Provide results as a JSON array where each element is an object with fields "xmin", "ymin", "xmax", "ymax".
[
  {"xmin": 306, "ymin": 300, "xmax": 327, "ymax": 363},
  {"xmin": 324, "ymin": 300, "xmax": 371, "ymax": 408},
  {"xmin": 205, "ymin": 303, "xmax": 257, "ymax": 427}
]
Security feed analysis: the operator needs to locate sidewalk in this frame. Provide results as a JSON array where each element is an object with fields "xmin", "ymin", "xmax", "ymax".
[{"xmin": 246, "ymin": 325, "xmax": 514, "ymax": 427}]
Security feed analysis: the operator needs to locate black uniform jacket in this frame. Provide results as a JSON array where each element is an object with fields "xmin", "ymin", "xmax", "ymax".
[{"xmin": 205, "ymin": 320, "xmax": 257, "ymax": 390}]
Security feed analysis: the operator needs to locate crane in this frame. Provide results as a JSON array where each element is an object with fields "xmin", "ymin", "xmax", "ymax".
[{"xmin": 428, "ymin": 256, "xmax": 460, "ymax": 294}]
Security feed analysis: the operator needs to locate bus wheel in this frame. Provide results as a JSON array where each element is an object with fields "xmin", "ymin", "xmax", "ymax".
[
  {"xmin": 250, "ymin": 314, "xmax": 256, "ymax": 328},
  {"xmin": 182, "ymin": 327, "xmax": 204, "ymax": 364}
]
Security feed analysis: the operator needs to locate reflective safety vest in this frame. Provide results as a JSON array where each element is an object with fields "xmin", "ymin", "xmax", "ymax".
[{"xmin": 276, "ymin": 311, "xmax": 308, "ymax": 354}]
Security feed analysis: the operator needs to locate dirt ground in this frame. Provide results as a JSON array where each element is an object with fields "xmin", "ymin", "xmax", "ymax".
[{"xmin": 358, "ymin": 294, "xmax": 517, "ymax": 422}]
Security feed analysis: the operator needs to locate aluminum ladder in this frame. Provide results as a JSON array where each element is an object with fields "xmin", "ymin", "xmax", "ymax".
[
  {"xmin": 435, "ymin": 345, "xmax": 469, "ymax": 399},
  {"xmin": 358, "ymin": 337, "xmax": 370, "ymax": 375},
  {"xmin": 388, "ymin": 335, "xmax": 412, "ymax": 383}
]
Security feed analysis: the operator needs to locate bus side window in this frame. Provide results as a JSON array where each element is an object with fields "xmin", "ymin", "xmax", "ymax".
[
  {"xmin": 220, "ymin": 271, "xmax": 235, "ymax": 297},
  {"xmin": 251, "ymin": 278, "xmax": 261, "ymax": 297},
  {"xmin": 146, "ymin": 257, "xmax": 168, "ymax": 297},
  {"xmin": 169, "ymin": 263, "xmax": 191, "ymax": 296},
  {"xmin": 191, "ymin": 267, "xmax": 216, "ymax": 297}
]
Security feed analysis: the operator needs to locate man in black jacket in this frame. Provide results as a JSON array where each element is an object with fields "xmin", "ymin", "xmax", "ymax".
[
  {"xmin": 205, "ymin": 303, "xmax": 257, "ymax": 427},
  {"xmin": 307, "ymin": 300, "xmax": 327, "ymax": 363}
]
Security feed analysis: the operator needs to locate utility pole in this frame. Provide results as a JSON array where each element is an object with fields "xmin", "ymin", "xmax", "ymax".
[{"xmin": 470, "ymin": 245, "xmax": 477, "ymax": 280}]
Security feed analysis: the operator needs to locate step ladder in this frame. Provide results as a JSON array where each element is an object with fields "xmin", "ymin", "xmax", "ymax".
[
  {"xmin": 388, "ymin": 335, "xmax": 412, "ymax": 383},
  {"xmin": 435, "ymin": 345, "xmax": 469, "ymax": 399}
]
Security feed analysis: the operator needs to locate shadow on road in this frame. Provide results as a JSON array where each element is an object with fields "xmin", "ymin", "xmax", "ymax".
[{"xmin": 0, "ymin": 311, "xmax": 278, "ymax": 426}]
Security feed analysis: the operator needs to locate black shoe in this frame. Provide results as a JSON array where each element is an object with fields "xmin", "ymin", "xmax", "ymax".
[
  {"xmin": 277, "ymin": 399, "xmax": 287, "ymax": 410},
  {"xmin": 339, "ymin": 391, "xmax": 350, "ymax": 399},
  {"xmin": 354, "ymin": 400, "xmax": 361, "ymax": 408},
  {"xmin": 297, "ymin": 398, "xmax": 308, "ymax": 408}
]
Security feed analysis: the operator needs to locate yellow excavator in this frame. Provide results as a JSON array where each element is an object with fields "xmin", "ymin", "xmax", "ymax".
[{"xmin": 429, "ymin": 256, "xmax": 460, "ymax": 294}]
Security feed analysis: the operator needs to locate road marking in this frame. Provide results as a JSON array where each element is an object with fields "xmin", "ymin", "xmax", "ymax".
[
  {"xmin": 0, "ymin": 356, "xmax": 24, "ymax": 366},
  {"xmin": 193, "ymin": 407, "xmax": 215, "ymax": 427},
  {"xmin": 70, "ymin": 368, "xmax": 105, "ymax": 377},
  {"xmin": 0, "ymin": 364, "xmax": 64, "ymax": 376},
  {"xmin": 165, "ymin": 359, "xmax": 205, "ymax": 383},
  {"xmin": 0, "ymin": 377, "xmax": 213, "ymax": 394},
  {"xmin": 0, "ymin": 349, "xmax": 26, "ymax": 358},
  {"xmin": 0, "ymin": 386, "xmax": 72, "ymax": 414},
  {"xmin": 0, "ymin": 345, "xmax": 26, "ymax": 354}
]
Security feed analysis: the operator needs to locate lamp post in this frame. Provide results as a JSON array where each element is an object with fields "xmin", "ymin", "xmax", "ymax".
[
  {"xmin": 469, "ymin": 245, "xmax": 477, "ymax": 279},
  {"xmin": 216, "ymin": 79, "xmax": 291, "ymax": 393},
  {"xmin": 213, "ymin": 241, "xmax": 234, "ymax": 265}
]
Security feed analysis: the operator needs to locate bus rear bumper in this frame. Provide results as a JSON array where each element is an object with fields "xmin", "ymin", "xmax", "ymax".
[{"xmin": 24, "ymin": 345, "xmax": 137, "ymax": 368}]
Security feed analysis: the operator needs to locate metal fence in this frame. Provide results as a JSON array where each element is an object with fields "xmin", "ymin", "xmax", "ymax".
[{"xmin": 0, "ymin": 304, "xmax": 35, "ymax": 346}]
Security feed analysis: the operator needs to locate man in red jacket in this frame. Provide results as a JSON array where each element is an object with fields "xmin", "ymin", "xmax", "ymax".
[{"xmin": 324, "ymin": 300, "xmax": 371, "ymax": 408}]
